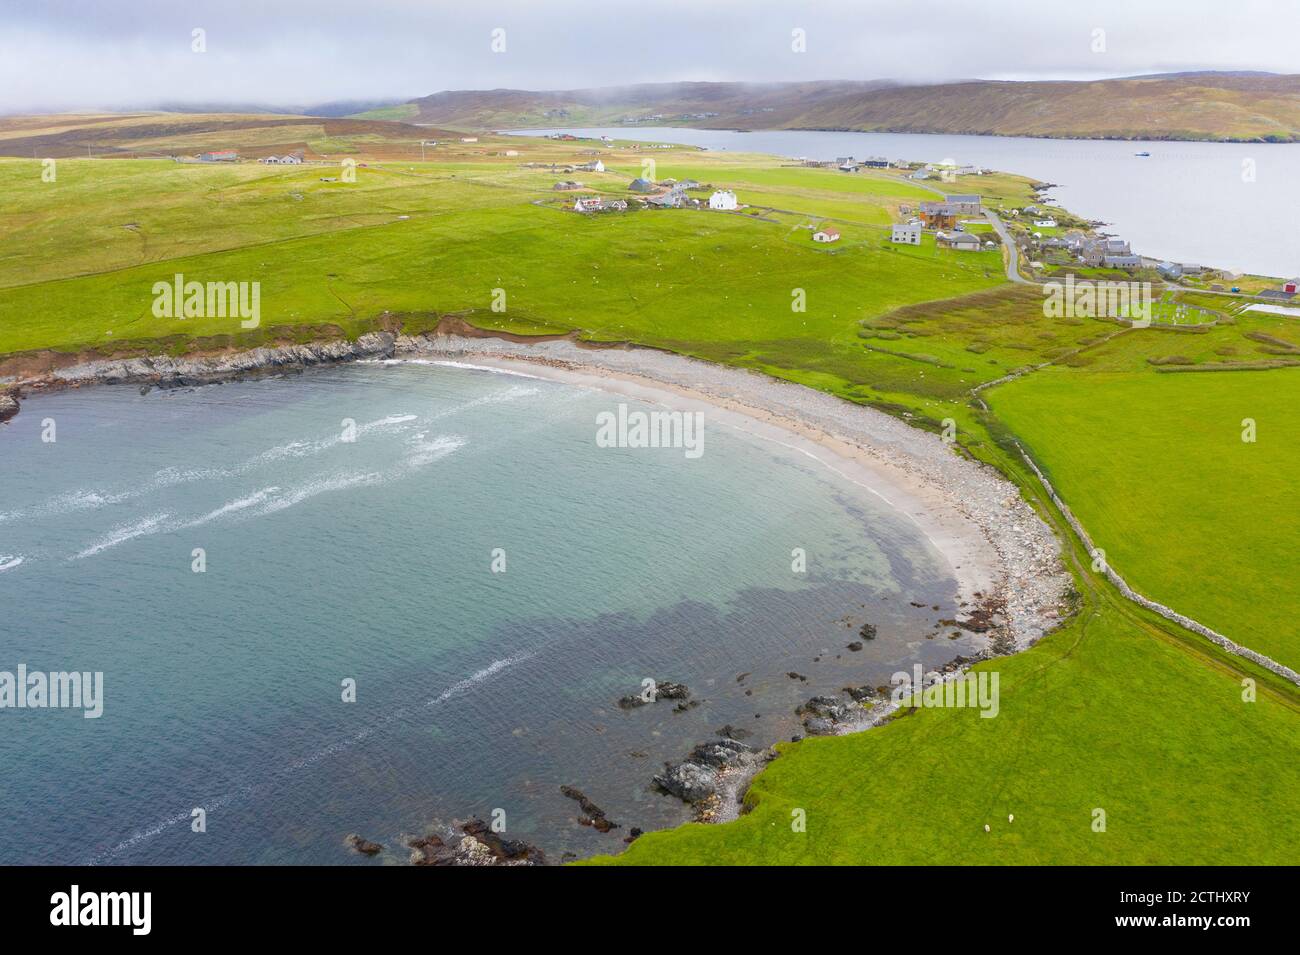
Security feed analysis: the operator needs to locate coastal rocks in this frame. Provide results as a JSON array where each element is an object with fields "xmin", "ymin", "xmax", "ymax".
[
  {"xmin": 689, "ymin": 738, "xmax": 753, "ymax": 769},
  {"xmin": 715, "ymin": 723, "xmax": 752, "ymax": 741},
  {"xmin": 407, "ymin": 818, "xmax": 546, "ymax": 866},
  {"xmin": 846, "ymin": 641, "xmax": 863, "ymax": 652},
  {"xmin": 653, "ymin": 739, "xmax": 757, "ymax": 804},
  {"xmin": 796, "ymin": 690, "xmax": 874, "ymax": 735},
  {"xmin": 44, "ymin": 332, "xmax": 399, "ymax": 391},
  {"xmin": 617, "ymin": 679, "xmax": 690, "ymax": 709},
  {"xmin": 560, "ymin": 785, "xmax": 619, "ymax": 833},
  {"xmin": 653, "ymin": 761, "xmax": 718, "ymax": 803},
  {"xmin": 0, "ymin": 393, "xmax": 17, "ymax": 423},
  {"xmin": 344, "ymin": 833, "xmax": 383, "ymax": 856},
  {"xmin": 655, "ymin": 681, "xmax": 690, "ymax": 700}
]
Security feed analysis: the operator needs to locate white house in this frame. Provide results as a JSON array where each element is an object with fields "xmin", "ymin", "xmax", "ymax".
[
  {"xmin": 891, "ymin": 222, "xmax": 922, "ymax": 245},
  {"xmin": 460, "ymin": 136, "xmax": 478, "ymax": 143},
  {"xmin": 708, "ymin": 190, "xmax": 738, "ymax": 211},
  {"xmin": 812, "ymin": 227, "xmax": 841, "ymax": 243},
  {"xmin": 1033, "ymin": 218, "xmax": 1058, "ymax": 228}
]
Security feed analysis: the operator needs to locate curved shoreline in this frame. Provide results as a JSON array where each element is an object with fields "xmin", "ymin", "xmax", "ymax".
[
  {"xmin": 3, "ymin": 328, "xmax": 1072, "ymax": 649},
  {"xmin": 402, "ymin": 336, "xmax": 1071, "ymax": 650}
]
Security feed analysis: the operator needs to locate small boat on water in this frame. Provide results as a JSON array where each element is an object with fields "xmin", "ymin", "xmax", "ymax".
[{"xmin": 1135, "ymin": 151, "xmax": 1151, "ymax": 157}]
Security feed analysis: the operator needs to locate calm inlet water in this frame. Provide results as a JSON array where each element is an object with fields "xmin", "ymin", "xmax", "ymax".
[
  {"xmin": 508, "ymin": 127, "xmax": 1300, "ymax": 278},
  {"xmin": 0, "ymin": 362, "xmax": 980, "ymax": 864}
]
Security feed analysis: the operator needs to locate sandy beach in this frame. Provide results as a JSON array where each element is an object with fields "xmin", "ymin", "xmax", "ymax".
[{"xmin": 399, "ymin": 335, "xmax": 1071, "ymax": 651}]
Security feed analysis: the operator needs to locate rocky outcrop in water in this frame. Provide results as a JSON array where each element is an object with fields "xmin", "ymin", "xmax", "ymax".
[
  {"xmin": 406, "ymin": 818, "xmax": 546, "ymax": 866},
  {"xmin": 560, "ymin": 785, "xmax": 620, "ymax": 833},
  {"xmin": 617, "ymin": 679, "xmax": 690, "ymax": 709},
  {"xmin": 0, "ymin": 393, "xmax": 18, "ymax": 423},
  {"xmin": 344, "ymin": 833, "xmax": 383, "ymax": 856}
]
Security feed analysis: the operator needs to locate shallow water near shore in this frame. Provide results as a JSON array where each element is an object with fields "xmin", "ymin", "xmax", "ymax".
[{"xmin": 0, "ymin": 362, "xmax": 985, "ymax": 864}]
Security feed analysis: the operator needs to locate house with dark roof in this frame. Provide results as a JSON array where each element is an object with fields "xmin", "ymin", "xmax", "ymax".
[
  {"xmin": 945, "ymin": 194, "xmax": 982, "ymax": 215},
  {"xmin": 938, "ymin": 232, "xmax": 981, "ymax": 251}
]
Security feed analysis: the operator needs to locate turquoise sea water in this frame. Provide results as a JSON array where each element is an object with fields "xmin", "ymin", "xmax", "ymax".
[{"xmin": 0, "ymin": 362, "xmax": 979, "ymax": 863}]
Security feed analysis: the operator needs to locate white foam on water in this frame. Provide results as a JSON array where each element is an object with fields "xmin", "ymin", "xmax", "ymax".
[
  {"xmin": 181, "ymin": 487, "xmax": 281, "ymax": 528},
  {"xmin": 401, "ymin": 433, "xmax": 467, "ymax": 470},
  {"xmin": 71, "ymin": 513, "xmax": 172, "ymax": 560},
  {"xmin": 87, "ymin": 651, "xmax": 533, "ymax": 865},
  {"xmin": 255, "ymin": 471, "xmax": 386, "ymax": 516},
  {"xmin": 0, "ymin": 555, "xmax": 24, "ymax": 573},
  {"xmin": 3, "ymin": 412, "xmax": 422, "ymax": 527},
  {"xmin": 424, "ymin": 359, "xmax": 546, "ymax": 381}
]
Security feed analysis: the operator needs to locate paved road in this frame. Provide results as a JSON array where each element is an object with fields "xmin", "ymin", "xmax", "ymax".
[{"xmin": 983, "ymin": 210, "xmax": 1032, "ymax": 285}]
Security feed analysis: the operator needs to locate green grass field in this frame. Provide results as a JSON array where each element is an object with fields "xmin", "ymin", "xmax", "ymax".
[
  {"xmin": 592, "ymin": 604, "xmax": 1300, "ymax": 864},
  {"xmin": 991, "ymin": 367, "xmax": 1300, "ymax": 671},
  {"xmin": 2, "ymin": 115, "xmax": 1297, "ymax": 867}
]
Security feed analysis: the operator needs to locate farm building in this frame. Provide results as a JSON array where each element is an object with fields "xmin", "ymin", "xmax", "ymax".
[
  {"xmin": 574, "ymin": 197, "xmax": 626, "ymax": 213},
  {"xmin": 1284, "ymin": 278, "xmax": 1299, "ymax": 294},
  {"xmin": 199, "ymin": 150, "xmax": 238, "ymax": 162},
  {"xmin": 259, "ymin": 153, "xmax": 303, "ymax": 165},
  {"xmin": 891, "ymin": 222, "xmax": 922, "ymax": 245},
  {"xmin": 1103, "ymin": 255, "xmax": 1141, "ymax": 270},
  {"xmin": 628, "ymin": 177, "xmax": 655, "ymax": 193},
  {"xmin": 708, "ymin": 190, "xmax": 738, "ymax": 210},
  {"xmin": 812, "ymin": 227, "xmax": 841, "ymax": 243},
  {"xmin": 576, "ymin": 159, "xmax": 605, "ymax": 172},
  {"xmin": 553, "ymin": 180, "xmax": 584, "ymax": 191}
]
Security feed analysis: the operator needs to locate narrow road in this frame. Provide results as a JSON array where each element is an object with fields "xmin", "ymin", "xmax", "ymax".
[{"xmin": 983, "ymin": 209, "xmax": 1032, "ymax": 285}]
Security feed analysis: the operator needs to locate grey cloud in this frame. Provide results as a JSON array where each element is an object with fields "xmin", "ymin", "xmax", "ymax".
[{"xmin": 0, "ymin": 0, "xmax": 1292, "ymax": 113}]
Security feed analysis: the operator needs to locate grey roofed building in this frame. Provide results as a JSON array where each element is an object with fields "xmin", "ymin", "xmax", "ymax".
[
  {"xmin": 939, "ymin": 232, "xmax": 981, "ymax": 250},
  {"xmin": 628, "ymin": 177, "xmax": 655, "ymax": 193},
  {"xmin": 1103, "ymin": 255, "xmax": 1141, "ymax": 269}
]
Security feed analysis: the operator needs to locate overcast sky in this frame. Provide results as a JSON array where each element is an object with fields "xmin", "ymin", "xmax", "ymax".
[{"xmin": 0, "ymin": 0, "xmax": 1292, "ymax": 113}]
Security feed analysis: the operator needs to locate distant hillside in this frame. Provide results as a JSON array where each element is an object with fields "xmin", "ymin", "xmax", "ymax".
[
  {"xmin": 384, "ymin": 73, "xmax": 1300, "ymax": 142},
  {"xmin": 0, "ymin": 113, "xmax": 457, "ymax": 159}
]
